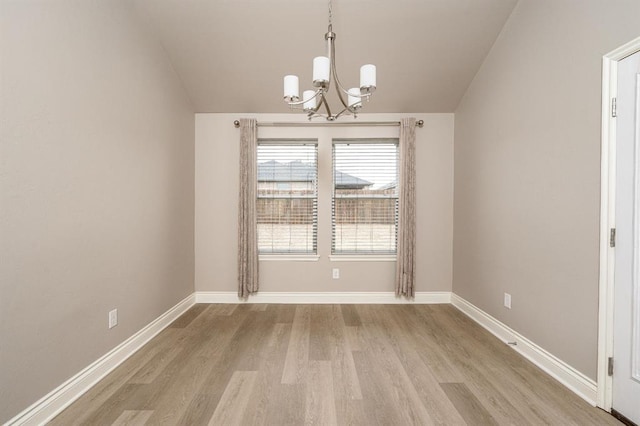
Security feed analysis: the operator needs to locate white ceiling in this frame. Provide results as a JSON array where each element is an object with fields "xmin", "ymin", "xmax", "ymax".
[{"xmin": 133, "ymin": 0, "xmax": 518, "ymax": 113}]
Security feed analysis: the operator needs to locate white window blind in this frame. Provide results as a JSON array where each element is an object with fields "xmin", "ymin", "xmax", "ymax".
[
  {"xmin": 257, "ymin": 141, "xmax": 318, "ymax": 254},
  {"xmin": 332, "ymin": 140, "xmax": 399, "ymax": 255}
]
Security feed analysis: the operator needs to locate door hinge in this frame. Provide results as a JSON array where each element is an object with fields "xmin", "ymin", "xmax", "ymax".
[
  {"xmin": 610, "ymin": 228, "xmax": 616, "ymax": 248},
  {"xmin": 608, "ymin": 357, "xmax": 614, "ymax": 376},
  {"xmin": 612, "ymin": 97, "xmax": 617, "ymax": 118}
]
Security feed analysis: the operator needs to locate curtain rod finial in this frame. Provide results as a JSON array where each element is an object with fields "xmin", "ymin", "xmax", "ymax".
[
  {"xmin": 234, "ymin": 120, "xmax": 240, "ymax": 128},
  {"xmin": 416, "ymin": 119, "xmax": 424, "ymax": 128}
]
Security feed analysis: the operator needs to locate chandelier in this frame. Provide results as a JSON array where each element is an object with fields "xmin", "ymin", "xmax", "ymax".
[{"xmin": 282, "ymin": 0, "xmax": 376, "ymax": 121}]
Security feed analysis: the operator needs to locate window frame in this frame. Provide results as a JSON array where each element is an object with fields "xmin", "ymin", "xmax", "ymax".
[
  {"xmin": 330, "ymin": 138, "xmax": 400, "ymax": 257},
  {"xmin": 256, "ymin": 139, "xmax": 319, "ymax": 258}
]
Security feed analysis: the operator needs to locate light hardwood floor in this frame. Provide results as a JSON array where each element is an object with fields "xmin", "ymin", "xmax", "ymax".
[{"xmin": 50, "ymin": 304, "xmax": 620, "ymax": 425}]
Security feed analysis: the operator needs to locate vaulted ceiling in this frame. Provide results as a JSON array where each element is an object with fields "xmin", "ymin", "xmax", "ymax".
[{"xmin": 134, "ymin": 0, "xmax": 518, "ymax": 113}]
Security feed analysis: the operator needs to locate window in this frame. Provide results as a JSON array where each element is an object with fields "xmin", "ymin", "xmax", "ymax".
[
  {"xmin": 257, "ymin": 141, "xmax": 318, "ymax": 254},
  {"xmin": 332, "ymin": 140, "xmax": 399, "ymax": 255}
]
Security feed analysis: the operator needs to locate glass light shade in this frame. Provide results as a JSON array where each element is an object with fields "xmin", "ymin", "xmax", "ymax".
[
  {"xmin": 360, "ymin": 64, "xmax": 376, "ymax": 93},
  {"xmin": 303, "ymin": 90, "xmax": 317, "ymax": 111},
  {"xmin": 348, "ymin": 88, "xmax": 362, "ymax": 109},
  {"xmin": 313, "ymin": 56, "xmax": 330, "ymax": 86},
  {"xmin": 284, "ymin": 75, "xmax": 299, "ymax": 101}
]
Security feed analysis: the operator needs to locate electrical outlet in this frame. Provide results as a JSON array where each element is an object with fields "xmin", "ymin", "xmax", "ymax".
[
  {"xmin": 332, "ymin": 268, "xmax": 340, "ymax": 279},
  {"xmin": 109, "ymin": 309, "xmax": 118, "ymax": 329},
  {"xmin": 504, "ymin": 293, "xmax": 512, "ymax": 309}
]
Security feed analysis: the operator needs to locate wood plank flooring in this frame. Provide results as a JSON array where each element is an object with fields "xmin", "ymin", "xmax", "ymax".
[{"xmin": 50, "ymin": 304, "xmax": 620, "ymax": 425}]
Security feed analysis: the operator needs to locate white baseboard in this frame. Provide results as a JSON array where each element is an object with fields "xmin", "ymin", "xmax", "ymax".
[
  {"xmin": 195, "ymin": 291, "xmax": 451, "ymax": 304},
  {"xmin": 450, "ymin": 293, "xmax": 598, "ymax": 406},
  {"xmin": 6, "ymin": 294, "xmax": 196, "ymax": 426}
]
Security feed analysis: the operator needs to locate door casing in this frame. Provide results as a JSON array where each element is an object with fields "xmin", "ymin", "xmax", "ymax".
[{"xmin": 598, "ymin": 35, "xmax": 640, "ymax": 410}]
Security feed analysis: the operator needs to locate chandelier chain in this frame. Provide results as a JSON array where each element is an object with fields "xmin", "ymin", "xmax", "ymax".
[{"xmin": 328, "ymin": 0, "xmax": 332, "ymax": 29}]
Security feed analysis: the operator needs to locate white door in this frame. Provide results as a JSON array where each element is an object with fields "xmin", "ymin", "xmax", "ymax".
[{"xmin": 613, "ymin": 49, "xmax": 640, "ymax": 425}]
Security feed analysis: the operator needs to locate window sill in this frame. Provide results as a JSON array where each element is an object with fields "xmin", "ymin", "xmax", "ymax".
[
  {"xmin": 329, "ymin": 255, "xmax": 397, "ymax": 262},
  {"xmin": 259, "ymin": 254, "xmax": 320, "ymax": 262}
]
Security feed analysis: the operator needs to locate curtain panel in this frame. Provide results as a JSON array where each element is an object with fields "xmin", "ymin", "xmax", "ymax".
[
  {"xmin": 238, "ymin": 118, "xmax": 259, "ymax": 297},
  {"xmin": 395, "ymin": 117, "xmax": 417, "ymax": 298}
]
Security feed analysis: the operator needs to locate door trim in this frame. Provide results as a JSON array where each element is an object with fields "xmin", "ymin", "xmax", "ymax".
[{"xmin": 598, "ymin": 36, "xmax": 640, "ymax": 410}]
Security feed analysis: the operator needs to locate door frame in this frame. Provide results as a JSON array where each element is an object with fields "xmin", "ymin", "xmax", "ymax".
[{"xmin": 598, "ymin": 36, "xmax": 640, "ymax": 410}]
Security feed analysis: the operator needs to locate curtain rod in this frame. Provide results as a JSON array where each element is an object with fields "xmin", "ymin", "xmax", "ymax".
[{"xmin": 232, "ymin": 119, "xmax": 424, "ymax": 128}]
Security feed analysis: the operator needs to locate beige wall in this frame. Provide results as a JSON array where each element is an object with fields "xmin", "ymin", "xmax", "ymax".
[
  {"xmin": 195, "ymin": 113, "xmax": 453, "ymax": 293},
  {"xmin": 0, "ymin": 0, "xmax": 194, "ymax": 422},
  {"xmin": 453, "ymin": 0, "xmax": 640, "ymax": 380}
]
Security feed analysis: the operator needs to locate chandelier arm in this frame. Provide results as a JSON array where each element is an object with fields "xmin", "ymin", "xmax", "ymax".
[
  {"xmin": 336, "ymin": 84, "xmax": 372, "ymax": 99},
  {"xmin": 328, "ymin": 38, "xmax": 352, "ymax": 111},
  {"xmin": 306, "ymin": 110, "xmax": 328, "ymax": 120},
  {"xmin": 328, "ymin": 36, "xmax": 373, "ymax": 101},
  {"xmin": 320, "ymin": 94, "xmax": 333, "ymax": 118},
  {"xmin": 333, "ymin": 106, "xmax": 353, "ymax": 120},
  {"xmin": 286, "ymin": 88, "xmax": 324, "ymax": 107}
]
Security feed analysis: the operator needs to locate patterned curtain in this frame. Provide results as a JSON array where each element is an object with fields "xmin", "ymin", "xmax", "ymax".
[
  {"xmin": 395, "ymin": 117, "xmax": 417, "ymax": 298},
  {"xmin": 238, "ymin": 118, "xmax": 259, "ymax": 297}
]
